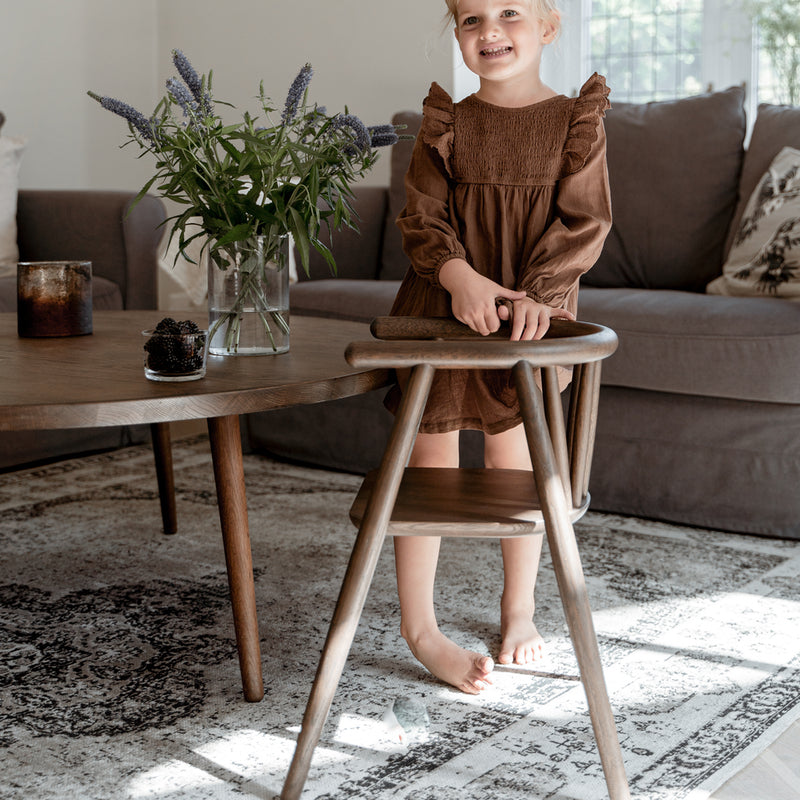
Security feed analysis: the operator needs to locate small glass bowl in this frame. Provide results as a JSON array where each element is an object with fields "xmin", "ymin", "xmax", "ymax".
[{"xmin": 142, "ymin": 328, "xmax": 208, "ymax": 382}]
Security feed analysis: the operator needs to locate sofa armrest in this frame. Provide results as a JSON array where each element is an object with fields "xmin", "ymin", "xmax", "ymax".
[
  {"xmin": 297, "ymin": 186, "xmax": 389, "ymax": 281},
  {"xmin": 16, "ymin": 189, "xmax": 166, "ymax": 310}
]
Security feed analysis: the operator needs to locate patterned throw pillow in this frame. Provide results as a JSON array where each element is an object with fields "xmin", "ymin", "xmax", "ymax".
[{"xmin": 708, "ymin": 146, "xmax": 800, "ymax": 300}]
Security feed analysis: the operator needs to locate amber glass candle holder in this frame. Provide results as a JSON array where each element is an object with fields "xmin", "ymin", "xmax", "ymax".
[{"xmin": 17, "ymin": 261, "xmax": 93, "ymax": 337}]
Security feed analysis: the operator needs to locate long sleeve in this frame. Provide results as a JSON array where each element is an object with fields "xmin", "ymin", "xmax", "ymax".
[
  {"xmin": 396, "ymin": 83, "xmax": 466, "ymax": 288},
  {"xmin": 517, "ymin": 117, "xmax": 612, "ymax": 309}
]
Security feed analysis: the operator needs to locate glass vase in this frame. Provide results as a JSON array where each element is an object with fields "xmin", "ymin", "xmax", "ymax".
[{"xmin": 207, "ymin": 235, "xmax": 290, "ymax": 356}]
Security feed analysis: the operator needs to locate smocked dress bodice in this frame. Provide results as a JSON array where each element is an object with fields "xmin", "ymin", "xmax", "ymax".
[{"xmin": 387, "ymin": 75, "xmax": 612, "ymax": 435}]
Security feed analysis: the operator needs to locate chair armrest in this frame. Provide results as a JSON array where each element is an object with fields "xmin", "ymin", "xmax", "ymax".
[{"xmin": 16, "ymin": 189, "xmax": 166, "ymax": 310}]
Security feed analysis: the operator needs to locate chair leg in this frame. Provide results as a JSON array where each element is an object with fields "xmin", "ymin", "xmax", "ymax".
[
  {"xmin": 566, "ymin": 364, "xmax": 583, "ymax": 507},
  {"xmin": 515, "ymin": 362, "xmax": 630, "ymax": 800},
  {"xmin": 576, "ymin": 360, "xmax": 602, "ymax": 506},
  {"xmin": 281, "ymin": 364, "xmax": 436, "ymax": 800},
  {"xmin": 541, "ymin": 366, "xmax": 571, "ymax": 504},
  {"xmin": 150, "ymin": 422, "xmax": 177, "ymax": 535}
]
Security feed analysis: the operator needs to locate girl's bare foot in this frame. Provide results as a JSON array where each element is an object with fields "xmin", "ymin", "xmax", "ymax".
[
  {"xmin": 498, "ymin": 610, "xmax": 545, "ymax": 665},
  {"xmin": 403, "ymin": 628, "xmax": 494, "ymax": 694}
]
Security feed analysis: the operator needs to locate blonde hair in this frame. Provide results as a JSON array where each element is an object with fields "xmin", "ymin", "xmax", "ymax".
[{"xmin": 444, "ymin": 0, "xmax": 561, "ymax": 37}]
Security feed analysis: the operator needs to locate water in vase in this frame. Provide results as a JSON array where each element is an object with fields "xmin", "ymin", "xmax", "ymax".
[{"xmin": 208, "ymin": 306, "xmax": 290, "ymax": 356}]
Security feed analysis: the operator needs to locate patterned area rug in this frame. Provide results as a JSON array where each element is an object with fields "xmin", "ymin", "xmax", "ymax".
[{"xmin": 1, "ymin": 435, "xmax": 800, "ymax": 800}]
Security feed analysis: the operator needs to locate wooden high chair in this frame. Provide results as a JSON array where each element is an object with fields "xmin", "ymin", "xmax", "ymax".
[{"xmin": 281, "ymin": 316, "xmax": 630, "ymax": 800}]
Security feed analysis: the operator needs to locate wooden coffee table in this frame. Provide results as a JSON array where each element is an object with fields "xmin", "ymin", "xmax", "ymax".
[{"xmin": 0, "ymin": 310, "xmax": 391, "ymax": 702}]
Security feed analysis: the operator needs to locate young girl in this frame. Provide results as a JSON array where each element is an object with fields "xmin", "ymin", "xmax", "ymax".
[{"xmin": 385, "ymin": 0, "xmax": 612, "ymax": 694}]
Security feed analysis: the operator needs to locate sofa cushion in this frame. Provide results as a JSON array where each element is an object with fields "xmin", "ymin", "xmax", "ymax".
[
  {"xmin": 0, "ymin": 275, "xmax": 15, "ymax": 311},
  {"xmin": 579, "ymin": 287, "xmax": 800, "ymax": 404},
  {"xmin": 724, "ymin": 102, "xmax": 800, "ymax": 259},
  {"xmin": 296, "ymin": 187, "xmax": 389, "ymax": 282},
  {"xmin": 708, "ymin": 146, "xmax": 800, "ymax": 300},
  {"xmin": 290, "ymin": 279, "xmax": 400, "ymax": 323},
  {"xmin": 91, "ymin": 275, "xmax": 125, "ymax": 309},
  {"xmin": 379, "ymin": 110, "xmax": 422, "ymax": 281},
  {"xmin": 582, "ymin": 86, "xmax": 746, "ymax": 291},
  {"xmin": 0, "ymin": 134, "xmax": 26, "ymax": 275},
  {"xmin": 590, "ymin": 386, "xmax": 800, "ymax": 538}
]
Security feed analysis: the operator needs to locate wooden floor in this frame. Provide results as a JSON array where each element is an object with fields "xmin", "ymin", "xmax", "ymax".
[{"xmin": 711, "ymin": 716, "xmax": 800, "ymax": 798}]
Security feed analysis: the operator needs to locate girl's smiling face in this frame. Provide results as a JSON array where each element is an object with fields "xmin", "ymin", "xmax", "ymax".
[{"xmin": 454, "ymin": 0, "xmax": 559, "ymax": 93}]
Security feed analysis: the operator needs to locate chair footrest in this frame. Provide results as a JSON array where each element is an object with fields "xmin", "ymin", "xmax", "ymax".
[{"xmin": 350, "ymin": 468, "xmax": 588, "ymax": 537}]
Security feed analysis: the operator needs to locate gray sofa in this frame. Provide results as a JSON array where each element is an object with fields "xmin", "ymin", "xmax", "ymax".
[
  {"xmin": 243, "ymin": 85, "xmax": 800, "ymax": 540},
  {"xmin": 0, "ymin": 189, "xmax": 166, "ymax": 469}
]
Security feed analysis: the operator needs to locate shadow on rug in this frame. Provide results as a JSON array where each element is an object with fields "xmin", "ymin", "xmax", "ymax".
[{"xmin": 1, "ymin": 435, "xmax": 799, "ymax": 799}]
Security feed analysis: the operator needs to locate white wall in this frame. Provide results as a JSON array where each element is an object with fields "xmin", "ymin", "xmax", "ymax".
[
  {"xmin": 2, "ymin": 0, "xmax": 451, "ymax": 192},
  {"xmin": 1, "ymin": 0, "xmax": 158, "ymax": 191}
]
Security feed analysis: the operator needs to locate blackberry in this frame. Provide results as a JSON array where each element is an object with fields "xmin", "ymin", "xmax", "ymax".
[{"xmin": 145, "ymin": 317, "xmax": 206, "ymax": 374}]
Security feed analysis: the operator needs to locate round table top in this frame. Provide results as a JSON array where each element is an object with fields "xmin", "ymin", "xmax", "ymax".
[{"xmin": 0, "ymin": 311, "xmax": 392, "ymax": 430}]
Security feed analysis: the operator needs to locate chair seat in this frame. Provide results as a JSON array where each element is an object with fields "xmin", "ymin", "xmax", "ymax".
[{"xmin": 350, "ymin": 467, "xmax": 590, "ymax": 537}]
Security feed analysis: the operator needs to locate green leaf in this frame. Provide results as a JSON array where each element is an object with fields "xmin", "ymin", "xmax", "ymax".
[
  {"xmin": 125, "ymin": 174, "xmax": 159, "ymax": 216},
  {"xmin": 219, "ymin": 138, "xmax": 242, "ymax": 162},
  {"xmin": 312, "ymin": 238, "xmax": 337, "ymax": 276},
  {"xmin": 288, "ymin": 206, "xmax": 311, "ymax": 275},
  {"xmin": 214, "ymin": 223, "xmax": 254, "ymax": 247}
]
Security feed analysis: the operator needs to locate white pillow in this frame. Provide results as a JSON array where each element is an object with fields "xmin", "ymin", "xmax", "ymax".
[
  {"xmin": 708, "ymin": 146, "xmax": 800, "ymax": 300},
  {"xmin": 0, "ymin": 135, "xmax": 26, "ymax": 278}
]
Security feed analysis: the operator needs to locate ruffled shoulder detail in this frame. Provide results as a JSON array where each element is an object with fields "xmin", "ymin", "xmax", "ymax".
[
  {"xmin": 561, "ymin": 73, "xmax": 611, "ymax": 176},
  {"xmin": 420, "ymin": 82, "xmax": 455, "ymax": 176}
]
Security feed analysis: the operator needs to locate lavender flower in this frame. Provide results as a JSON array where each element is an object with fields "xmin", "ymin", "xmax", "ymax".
[
  {"xmin": 172, "ymin": 49, "xmax": 212, "ymax": 115},
  {"xmin": 282, "ymin": 64, "xmax": 313, "ymax": 125},
  {"xmin": 167, "ymin": 77, "xmax": 198, "ymax": 118},
  {"xmin": 87, "ymin": 91, "xmax": 156, "ymax": 143},
  {"xmin": 89, "ymin": 54, "xmax": 404, "ymax": 302},
  {"xmin": 331, "ymin": 113, "xmax": 371, "ymax": 155},
  {"xmin": 368, "ymin": 124, "xmax": 400, "ymax": 148}
]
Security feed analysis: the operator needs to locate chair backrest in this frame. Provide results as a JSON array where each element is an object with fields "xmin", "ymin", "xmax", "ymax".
[
  {"xmin": 347, "ymin": 316, "xmax": 618, "ymax": 510},
  {"xmin": 345, "ymin": 316, "xmax": 618, "ymax": 370}
]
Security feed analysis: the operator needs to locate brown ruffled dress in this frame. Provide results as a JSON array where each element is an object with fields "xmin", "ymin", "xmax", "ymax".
[{"xmin": 386, "ymin": 74, "xmax": 613, "ymax": 435}]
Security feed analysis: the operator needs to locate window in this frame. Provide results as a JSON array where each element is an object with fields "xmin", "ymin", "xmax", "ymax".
[
  {"xmin": 757, "ymin": 44, "xmax": 781, "ymax": 105},
  {"xmin": 455, "ymin": 0, "xmax": 795, "ymax": 115},
  {"xmin": 585, "ymin": 0, "xmax": 704, "ymax": 102},
  {"xmin": 750, "ymin": 2, "xmax": 800, "ymax": 106}
]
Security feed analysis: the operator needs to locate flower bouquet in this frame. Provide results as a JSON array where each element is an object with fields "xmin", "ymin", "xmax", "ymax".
[{"xmin": 90, "ymin": 50, "xmax": 404, "ymax": 354}]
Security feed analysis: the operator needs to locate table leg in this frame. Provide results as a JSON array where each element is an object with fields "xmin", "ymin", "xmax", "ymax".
[
  {"xmin": 207, "ymin": 414, "xmax": 264, "ymax": 702},
  {"xmin": 150, "ymin": 422, "xmax": 178, "ymax": 535}
]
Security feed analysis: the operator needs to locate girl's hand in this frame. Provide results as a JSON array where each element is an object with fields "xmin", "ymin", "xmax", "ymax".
[
  {"xmin": 497, "ymin": 296, "xmax": 575, "ymax": 341},
  {"xmin": 439, "ymin": 259, "xmax": 527, "ymax": 336}
]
